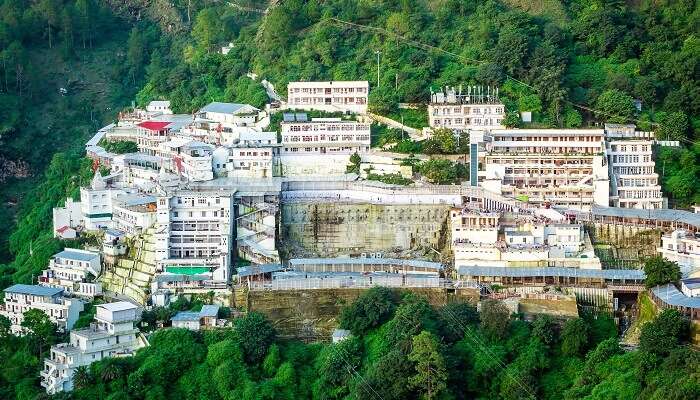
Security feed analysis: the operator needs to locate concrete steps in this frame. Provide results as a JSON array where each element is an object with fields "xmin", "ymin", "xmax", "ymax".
[{"xmin": 99, "ymin": 228, "xmax": 158, "ymax": 304}]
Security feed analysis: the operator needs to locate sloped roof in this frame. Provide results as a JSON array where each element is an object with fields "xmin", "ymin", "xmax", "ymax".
[
  {"xmin": 138, "ymin": 121, "xmax": 171, "ymax": 131},
  {"xmin": 200, "ymin": 102, "xmax": 258, "ymax": 115},
  {"xmin": 54, "ymin": 249, "xmax": 99, "ymax": 262},
  {"xmin": 4, "ymin": 284, "xmax": 63, "ymax": 297}
]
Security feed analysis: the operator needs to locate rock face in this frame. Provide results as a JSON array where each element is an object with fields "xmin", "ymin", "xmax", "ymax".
[
  {"xmin": 244, "ymin": 287, "xmax": 480, "ymax": 340},
  {"xmin": 0, "ymin": 157, "xmax": 30, "ymax": 183},
  {"xmin": 281, "ymin": 202, "xmax": 452, "ymax": 256}
]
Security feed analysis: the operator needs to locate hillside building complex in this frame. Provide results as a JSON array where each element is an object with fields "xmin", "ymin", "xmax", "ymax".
[
  {"xmin": 0, "ymin": 285, "xmax": 84, "ymax": 334},
  {"xmin": 41, "ymin": 302, "xmax": 142, "ymax": 394},
  {"xmin": 428, "ymin": 86, "xmax": 505, "ymax": 131},
  {"xmin": 287, "ymin": 81, "xmax": 369, "ymax": 113}
]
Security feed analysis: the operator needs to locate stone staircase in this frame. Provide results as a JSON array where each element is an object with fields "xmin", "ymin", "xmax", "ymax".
[
  {"xmin": 237, "ymin": 201, "xmax": 280, "ymax": 264},
  {"xmin": 99, "ymin": 227, "xmax": 158, "ymax": 304}
]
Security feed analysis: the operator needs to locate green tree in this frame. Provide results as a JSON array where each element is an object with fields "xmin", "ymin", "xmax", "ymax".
[
  {"xmin": 0, "ymin": 314, "xmax": 11, "ymax": 338},
  {"xmin": 643, "ymin": 256, "xmax": 681, "ymax": 288},
  {"xmin": 561, "ymin": 318, "xmax": 589, "ymax": 356},
  {"xmin": 346, "ymin": 152, "xmax": 361, "ymax": 174},
  {"xmin": 73, "ymin": 365, "xmax": 91, "ymax": 389},
  {"xmin": 419, "ymin": 159, "xmax": 458, "ymax": 184},
  {"xmin": 339, "ymin": 286, "xmax": 396, "ymax": 335},
  {"xmin": 656, "ymin": 111, "xmax": 689, "ymax": 141},
  {"xmin": 531, "ymin": 315, "xmax": 558, "ymax": 346},
  {"xmin": 595, "ymin": 89, "xmax": 637, "ymax": 123},
  {"xmin": 503, "ymin": 111, "xmax": 522, "ymax": 128},
  {"xmin": 21, "ymin": 309, "xmax": 57, "ymax": 357},
  {"xmin": 234, "ymin": 312, "xmax": 276, "ymax": 364},
  {"xmin": 408, "ymin": 331, "xmax": 447, "ymax": 400},
  {"xmin": 479, "ymin": 299, "xmax": 511, "ymax": 340},
  {"xmin": 639, "ymin": 309, "xmax": 689, "ymax": 357},
  {"xmin": 439, "ymin": 302, "xmax": 478, "ymax": 343},
  {"xmin": 192, "ymin": 8, "xmax": 220, "ymax": 51},
  {"xmin": 364, "ymin": 349, "xmax": 413, "ymax": 400}
]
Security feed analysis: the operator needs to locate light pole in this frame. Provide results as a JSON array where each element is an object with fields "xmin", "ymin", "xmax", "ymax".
[{"xmin": 375, "ymin": 50, "xmax": 381, "ymax": 88}]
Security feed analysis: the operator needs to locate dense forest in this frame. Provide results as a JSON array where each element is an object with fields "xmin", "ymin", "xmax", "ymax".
[{"xmin": 1, "ymin": 287, "xmax": 697, "ymax": 399}]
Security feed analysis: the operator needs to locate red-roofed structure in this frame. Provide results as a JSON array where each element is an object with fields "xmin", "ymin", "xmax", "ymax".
[{"xmin": 137, "ymin": 121, "xmax": 171, "ymax": 131}]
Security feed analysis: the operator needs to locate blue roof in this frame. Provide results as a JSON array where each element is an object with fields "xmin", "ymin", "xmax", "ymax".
[
  {"xmin": 171, "ymin": 311, "xmax": 201, "ymax": 322},
  {"xmin": 272, "ymin": 271, "xmax": 439, "ymax": 280},
  {"xmin": 238, "ymin": 264, "xmax": 284, "ymax": 277},
  {"xmin": 289, "ymin": 258, "xmax": 444, "ymax": 270},
  {"xmin": 54, "ymin": 249, "xmax": 99, "ymax": 262},
  {"xmin": 652, "ymin": 284, "xmax": 700, "ymax": 309},
  {"xmin": 681, "ymin": 278, "xmax": 700, "ymax": 290},
  {"xmin": 456, "ymin": 266, "xmax": 645, "ymax": 280},
  {"xmin": 200, "ymin": 102, "xmax": 257, "ymax": 115},
  {"xmin": 4, "ymin": 284, "xmax": 63, "ymax": 297},
  {"xmin": 200, "ymin": 305, "xmax": 219, "ymax": 317}
]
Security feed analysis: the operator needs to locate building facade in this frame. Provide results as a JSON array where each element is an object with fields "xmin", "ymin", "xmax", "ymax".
[
  {"xmin": 478, "ymin": 129, "xmax": 610, "ymax": 210},
  {"xmin": 154, "ymin": 191, "xmax": 235, "ymax": 283},
  {"xmin": 39, "ymin": 249, "xmax": 102, "ymax": 298},
  {"xmin": 0, "ymin": 285, "xmax": 84, "ymax": 334},
  {"xmin": 287, "ymin": 81, "xmax": 369, "ymax": 113},
  {"xmin": 428, "ymin": 86, "xmax": 505, "ymax": 131},
  {"xmin": 41, "ymin": 302, "xmax": 141, "ymax": 394},
  {"xmin": 607, "ymin": 139, "xmax": 664, "ymax": 209}
]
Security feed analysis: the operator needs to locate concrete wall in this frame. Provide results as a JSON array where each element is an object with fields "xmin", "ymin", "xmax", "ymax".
[{"xmin": 281, "ymin": 202, "xmax": 453, "ymax": 256}]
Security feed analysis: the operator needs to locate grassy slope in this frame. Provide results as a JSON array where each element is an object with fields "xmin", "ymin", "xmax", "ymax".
[{"xmin": 0, "ymin": 32, "xmax": 135, "ymax": 262}]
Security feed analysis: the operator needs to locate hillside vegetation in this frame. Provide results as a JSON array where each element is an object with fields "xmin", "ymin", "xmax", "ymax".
[{"xmin": 2, "ymin": 288, "xmax": 697, "ymax": 399}]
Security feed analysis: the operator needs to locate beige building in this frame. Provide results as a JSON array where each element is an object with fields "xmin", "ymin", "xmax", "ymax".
[
  {"xmin": 478, "ymin": 129, "xmax": 610, "ymax": 210},
  {"xmin": 287, "ymin": 81, "xmax": 369, "ymax": 113}
]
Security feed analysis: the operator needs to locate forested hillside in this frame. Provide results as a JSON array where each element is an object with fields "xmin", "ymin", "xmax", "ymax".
[
  {"xmin": 2, "ymin": 288, "xmax": 697, "ymax": 399},
  {"xmin": 0, "ymin": 0, "xmax": 146, "ymax": 279}
]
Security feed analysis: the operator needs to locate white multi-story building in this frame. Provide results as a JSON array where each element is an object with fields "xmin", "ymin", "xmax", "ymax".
[
  {"xmin": 428, "ymin": 86, "xmax": 505, "ymax": 131},
  {"xmin": 213, "ymin": 146, "xmax": 275, "ymax": 178},
  {"xmin": 40, "ymin": 302, "xmax": 142, "ymax": 394},
  {"xmin": 658, "ymin": 229, "xmax": 700, "ymax": 276},
  {"xmin": 0, "ymin": 285, "xmax": 84, "ymax": 334},
  {"xmin": 478, "ymin": 129, "xmax": 610, "ymax": 210},
  {"xmin": 280, "ymin": 116, "xmax": 371, "ymax": 155},
  {"xmin": 112, "ymin": 195, "xmax": 157, "ymax": 235},
  {"xmin": 39, "ymin": 249, "xmax": 102, "ymax": 298},
  {"xmin": 80, "ymin": 172, "xmax": 125, "ymax": 230},
  {"xmin": 607, "ymin": 139, "xmax": 664, "ymax": 209},
  {"xmin": 154, "ymin": 190, "xmax": 235, "ymax": 283},
  {"xmin": 450, "ymin": 208, "xmax": 599, "ymax": 269},
  {"xmin": 182, "ymin": 102, "xmax": 269, "ymax": 145},
  {"xmin": 279, "ymin": 115, "xmax": 371, "ymax": 175},
  {"xmin": 287, "ymin": 81, "xmax": 369, "ymax": 113}
]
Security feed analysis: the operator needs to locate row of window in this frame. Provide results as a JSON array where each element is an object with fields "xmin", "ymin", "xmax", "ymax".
[
  {"xmin": 285, "ymin": 124, "xmax": 370, "ymax": 132},
  {"xmin": 431, "ymin": 106, "xmax": 504, "ymax": 115}
]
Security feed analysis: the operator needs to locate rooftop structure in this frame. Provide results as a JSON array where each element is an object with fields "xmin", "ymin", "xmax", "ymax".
[
  {"xmin": 288, "ymin": 257, "xmax": 443, "ymax": 275},
  {"xmin": 456, "ymin": 266, "xmax": 645, "ymax": 287},
  {"xmin": 146, "ymin": 100, "xmax": 172, "ymax": 114},
  {"xmin": 40, "ymin": 301, "xmax": 141, "ymax": 394},
  {"xmin": 650, "ymin": 284, "xmax": 700, "ymax": 320},
  {"xmin": 1, "ymin": 284, "xmax": 84, "ymax": 334},
  {"xmin": 287, "ymin": 81, "xmax": 369, "ymax": 113}
]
